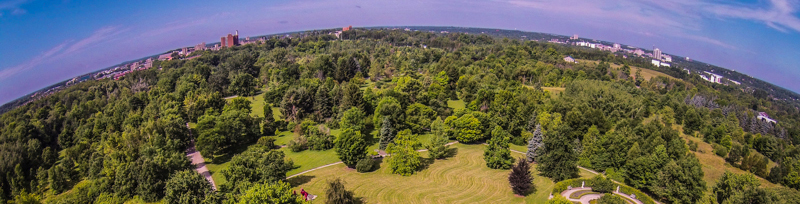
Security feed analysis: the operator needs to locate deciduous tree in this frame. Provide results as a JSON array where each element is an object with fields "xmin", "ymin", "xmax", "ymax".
[{"xmin": 335, "ymin": 128, "xmax": 368, "ymax": 168}]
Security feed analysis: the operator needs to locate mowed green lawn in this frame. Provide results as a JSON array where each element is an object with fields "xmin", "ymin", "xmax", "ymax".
[
  {"xmin": 289, "ymin": 143, "xmax": 596, "ymax": 204},
  {"xmin": 576, "ymin": 59, "xmax": 678, "ymax": 81},
  {"xmin": 224, "ymin": 91, "xmax": 283, "ymax": 119}
]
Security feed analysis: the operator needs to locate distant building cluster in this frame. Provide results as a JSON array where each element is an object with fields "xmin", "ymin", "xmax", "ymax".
[
  {"xmin": 334, "ymin": 25, "xmax": 353, "ymax": 38},
  {"xmin": 221, "ymin": 30, "xmax": 240, "ymax": 48},
  {"xmin": 95, "ymin": 57, "xmax": 154, "ymax": 80}
]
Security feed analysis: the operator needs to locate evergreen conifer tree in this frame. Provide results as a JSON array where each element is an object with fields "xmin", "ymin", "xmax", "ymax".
[
  {"xmin": 526, "ymin": 124, "xmax": 543, "ymax": 162},
  {"xmin": 379, "ymin": 118, "xmax": 395, "ymax": 150},
  {"xmin": 508, "ymin": 158, "xmax": 534, "ymax": 195}
]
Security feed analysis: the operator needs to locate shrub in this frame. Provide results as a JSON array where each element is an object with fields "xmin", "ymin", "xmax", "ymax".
[
  {"xmin": 713, "ymin": 143, "xmax": 728, "ymax": 157},
  {"xmin": 288, "ymin": 136, "xmax": 308, "ymax": 152},
  {"xmin": 592, "ymin": 175, "xmax": 614, "ymax": 193},
  {"xmin": 597, "ymin": 194, "xmax": 626, "ymax": 204},
  {"xmin": 257, "ymin": 136, "xmax": 276, "ymax": 148},
  {"xmin": 355, "ymin": 158, "xmax": 375, "ymax": 173},
  {"xmin": 688, "ymin": 140, "xmax": 698, "ymax": 152},
  {"xmin": 325, "ymin": 178, "xmax": 355, "ymax": 204}
]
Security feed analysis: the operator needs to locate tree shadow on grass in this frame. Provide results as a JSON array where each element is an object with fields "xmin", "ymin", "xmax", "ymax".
[
  {"xmin": 211, "ymin": 142, "xmax": 256, "ymax": 164},
  {"xmin": 442, "ymin": 147, "xmax": 459, "ymax": 159},
  {"xmin": 417, "ymin": 157, "xmax": 436, "ymax": 172},
  {"xmin": 353, "ymin": 197, "xmax": 367, "ymax": 204},
  {"xmin": 287, "ymin": 175, "xmax": 316, "ymax": 187},
  {"xmin": 370, "ymin": 157, "xmax": 384, "ymax": 172}
]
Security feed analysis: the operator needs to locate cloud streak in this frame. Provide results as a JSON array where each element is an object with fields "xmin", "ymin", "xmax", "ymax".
[
  {"xmin": 0, "ymin": 0, "xmax": 29, "ymax": 16},
  {"xmin": 705, "ymin": 0, "xmax": 800, "ymax": 33},
  {"xmin": 0, "ymin": 26, "xmax": 127, "ymax": 81}
]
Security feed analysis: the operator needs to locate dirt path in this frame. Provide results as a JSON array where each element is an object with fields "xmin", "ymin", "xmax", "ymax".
[{"xmin": 185, "ymin": 123, "xmax": 217, "ymax": 190}]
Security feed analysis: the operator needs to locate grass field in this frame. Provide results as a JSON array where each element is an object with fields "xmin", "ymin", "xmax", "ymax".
[
  {"xmin": 541, "ymin": 87, "xmax": 566, "ymax": 96},
  {"xmin": 674, "ymin": 125, "xmax": 778, "ymax": 190},
  {"xmin": 576, "ymin": 59, "xmax": 678, "ymax": 81},
  {"xmin": 223, "ymin": 91, "xmax": 282, "ymax": 120},
  {"xmin": 448, "ymin": 100, "xmax": 466, "ymax": 110},
  {"xmin": 289, "ymin": 143, "xmax": 596, "ymax": 204}
]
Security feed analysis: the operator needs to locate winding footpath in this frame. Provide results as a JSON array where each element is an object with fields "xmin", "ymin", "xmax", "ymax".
[
  {"xmin": 185, "ymin": 123, "xmax": 217, "ymax": 190},
  {"xmin": 508, "ymin": 147, "xmax": 659, "ymax": 204}
]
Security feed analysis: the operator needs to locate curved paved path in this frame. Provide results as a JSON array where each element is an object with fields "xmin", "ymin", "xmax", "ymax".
[
  {"xmin": 186, "ymin": 123, "xmax": 217, "ymax": 190},
  {"xmin": 510, "ymin": 147, "xmax": 656, "ymax": 204}
]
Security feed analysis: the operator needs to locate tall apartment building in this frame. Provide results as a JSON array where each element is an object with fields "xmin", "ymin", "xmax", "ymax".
[
  {"xmin": 653, "ymin": 47, "xmax": 662, "ymax": 60},
  {"xmin": 220, "ymin": 30, "xmax": 240, "ymax": 48}
]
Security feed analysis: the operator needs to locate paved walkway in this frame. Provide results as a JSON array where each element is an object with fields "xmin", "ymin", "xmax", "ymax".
[
  {"xmin": 560, "ymin": 187, "xmax": 644, "ymax": 204},
  {"xmin": 509, "ymin": 147, "xmax": 656, "ymax": 204},
  {"xmin": 287, "ymin": 162, "xmax": 344, "ymax": 179},
  {"xmin": 185, "ymin": 123, "xmax": 217, "ymax": 190}
]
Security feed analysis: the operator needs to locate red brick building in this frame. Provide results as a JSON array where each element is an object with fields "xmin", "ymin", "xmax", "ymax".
[
  {"xmin": 343, "ymin": 25, "xmax": 352, "ymax": 31},
  {"xmin": 220, "ymin": 30, "xmax": 240, "ymax": 48}
]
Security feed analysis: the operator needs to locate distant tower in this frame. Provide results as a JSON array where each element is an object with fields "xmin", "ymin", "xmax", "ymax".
[{"xmin": 653, "ymin": 47, "xmax": 662, "ymax": 60}]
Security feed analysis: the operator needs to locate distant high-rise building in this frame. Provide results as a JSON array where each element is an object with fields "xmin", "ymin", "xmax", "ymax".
[
  {"xmin": 653, "ymin": 47, "xmax": 662, "ymax": 60},
  {"xmin": 613, "ymin": 43, "xmax": 620, "ymax": 49},
  {"xmin": 220, "ymin": 30, "xmax": 240, "ymax": 48},
  {"xmin": 220, "ymin": 37, "xmax": 227, "ymax": 47},
  {"xmin": 570, "ymin": 34, "xmax": 578, "ymax": 40},
  {"xmin": 343, "ymin": 25, "xmax": 353, "ymax": 31}
]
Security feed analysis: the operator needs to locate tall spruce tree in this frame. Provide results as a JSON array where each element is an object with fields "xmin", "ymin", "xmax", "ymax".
[
  {"xmin": 313, "ymin": 84, "xmax": 332, "ymax": 121},
  {"xmin": 379, "ymin": 118, "xmax": 395, "ymax": 150},
  {"xmin": 261, "ymin": 103, "xmax": 276, "ymax": 135},
  {"xmin": 508, "ymin": 157, "xmax": 534, "ymax": 195},
  {"xmin": 526, "ymin": 124, "xmax": 543, "ymax": 162}
]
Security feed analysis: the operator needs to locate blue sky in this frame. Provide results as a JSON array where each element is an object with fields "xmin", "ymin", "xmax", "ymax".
[{"xmin": 1, "ymin": 0, "xmax": 799, "ymax": 105}]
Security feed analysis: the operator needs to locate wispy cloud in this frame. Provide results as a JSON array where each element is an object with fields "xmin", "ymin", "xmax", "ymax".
[
  {"xmin": 0, "ymin": 42, "xmax": 67, "ymax": 80},
  {"xmin": 705, "ymin": 0, "xmax": 800, "ymax": 33},
  {"xmin": 0, "ymin": 0, "xmax": 30, "ymax": 16},
  {"xmin": 0, "ymin": 26, "xmax": 127, "ymax": 81}
]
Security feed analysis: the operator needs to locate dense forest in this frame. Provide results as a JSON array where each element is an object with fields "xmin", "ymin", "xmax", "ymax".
[{"xmin": 1, "ymin": 28, "xmax": 800, "ymax": 203}]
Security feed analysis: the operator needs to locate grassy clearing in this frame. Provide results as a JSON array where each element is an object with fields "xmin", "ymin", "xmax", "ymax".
[
  {"xmin": 542, "ymin": 87, "xmax": 565, "ymax": 96},
  {"xmin": 674, "ymin": 125, "xmax": 778, "ymax": 190},
  {"xmin": 283, "ymin": 148, "xmax": 342, "ymax": 176},
  {"xmin": 223, "ymin": 91, "xmax": 283, "ymax": 120},
  {"xmin": 447, "ymin": 100, "xmax": 466, "ymax": 110},
  {"xmin": 576, "ymin": 59, "xmax": 677, "ymax": 81},
  {"xmin": 289, "ymin": 143, "xmax": 596, "ymax": 204}
]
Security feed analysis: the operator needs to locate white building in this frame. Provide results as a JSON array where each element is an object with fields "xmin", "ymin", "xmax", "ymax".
[
  {"xmin": 564, "ymin": 56, "xmax": 576, "ymax": 63},
  {"xmin": 663, "ymin": 55, "xmax": 672, "ymax": 62},
  {"xmin": 703, "ymin": 71, "xmax": 723, "ymax": 83},
  {"xmin": 652, "ymin": 59, "xmax": 661, "ymax": 67},
  {"xmin": 757, "ymin": 112, "xmax": 777, "ymax": 124}
]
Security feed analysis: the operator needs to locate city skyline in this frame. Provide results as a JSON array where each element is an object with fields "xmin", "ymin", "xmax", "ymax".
[{"xmin": 1, "ymin": 0, "xmax": 799, "ymax": 105}]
